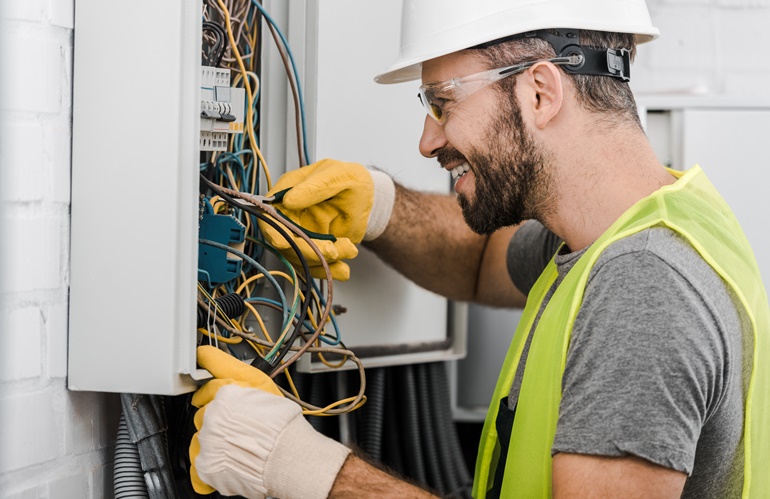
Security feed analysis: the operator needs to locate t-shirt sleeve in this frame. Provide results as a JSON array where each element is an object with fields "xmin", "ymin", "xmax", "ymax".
[
  {"xmin": 552, "ymin": 249, "xmax": 727, "ymax": 475},
  {"xmin": 506, "ymin": 221, "xmax": 563, "ymax": 295}
]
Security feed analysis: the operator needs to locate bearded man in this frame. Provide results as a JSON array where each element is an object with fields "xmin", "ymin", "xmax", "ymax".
[{"xmin": 189, "ymin": 1, "xmax": 770, "ymax": 498}]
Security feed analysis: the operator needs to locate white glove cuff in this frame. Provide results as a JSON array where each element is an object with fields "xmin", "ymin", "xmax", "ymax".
[
  {"xmin": 264, "ymin": 414, "xmax": 351, "ymax": 499},
  {"xmin": 364, "ymin": 170, "xmax": 396, "ymax": 241}
]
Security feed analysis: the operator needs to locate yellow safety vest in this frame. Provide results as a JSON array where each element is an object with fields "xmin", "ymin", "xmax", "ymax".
[{"xmin": 472, "ymin": 166, "xmax": 770, "ymax": 498}]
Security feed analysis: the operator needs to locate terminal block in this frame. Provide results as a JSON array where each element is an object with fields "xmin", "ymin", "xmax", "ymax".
[
  {"xmin": 200, "ymin": 66, "xmax": 246, "ymax": 151},
  {"xmin": 198, "ymin": 213, "xmax": 246, "ymax": 285}
]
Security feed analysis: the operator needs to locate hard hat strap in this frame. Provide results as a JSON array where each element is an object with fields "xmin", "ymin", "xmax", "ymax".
[{"xmin": 474, "ymin": 29, "xmax": 631, "ymax": 82}]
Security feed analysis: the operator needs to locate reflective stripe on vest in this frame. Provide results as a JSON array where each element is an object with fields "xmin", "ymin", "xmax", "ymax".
[{"xmin": 472, "ymin": 166, "xmax": 770, "ymax": 498}]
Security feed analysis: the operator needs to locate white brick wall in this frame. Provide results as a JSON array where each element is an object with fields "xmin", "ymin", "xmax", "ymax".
[
  {"xmin": 1, "ymin": 0, "xmax": 769, "ymax": 498},
  {"xmin": 0, "ymin": 1, "xmax": 120, "ymax": 498}
]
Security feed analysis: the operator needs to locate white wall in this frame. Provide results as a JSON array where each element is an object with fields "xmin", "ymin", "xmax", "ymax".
[
  {"xmin": 0, "ymin": 1, "xmax": 120, "ymax": 498},
  {"xmin": 0, "ymin": 0, "xmax": 768, "ymax": 497},
  {"xmin": 634, "ymin": 0, "xmax": 770, "ymax": 96}
]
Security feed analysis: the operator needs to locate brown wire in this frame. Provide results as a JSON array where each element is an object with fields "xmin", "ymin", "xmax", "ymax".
[{"xmin": 266, "ymin": 21, "xmax": 305, "ymax": 167}]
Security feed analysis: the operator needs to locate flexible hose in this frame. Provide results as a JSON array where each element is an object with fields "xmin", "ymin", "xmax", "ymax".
[
  {"xmin": 197, "ymin": 292, "xmax": 246, "ymax": 328},
  {"xmin": 360, "ymin": 367, "xmax": 386, "ymax": 461},
  {"xmin": 400, "ymin": 364, "xmax": 427, "ymax": 485},
  {"xmin": 430, "ymin": 362, "xmax": 473, "ymax": 495},
  {"xmin": 383, "ymin": 368, "xmax": 404, "ymax": 473},
  {"xmin": 120, "ymin": 393, "xmax": 179, "ymax": 499},
  {"xmin": 307, "ymin": 372, "xmax": 328, "ymax": 433},
  {"xmin": 114, "ymin": 413, "xmax": 150, "ymax": 498},
  {"xmin": 416, "ymin": 363, "xmax": 445, "ymax": 492},
  {"xmin": 426, "ymin": 362, "xmax": 461, "ymax": 495}
]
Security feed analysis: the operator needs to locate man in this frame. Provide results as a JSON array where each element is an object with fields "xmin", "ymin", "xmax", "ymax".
[{"xmin": 189, "ymin": 0, "xmax": 770, "ymax": 497}]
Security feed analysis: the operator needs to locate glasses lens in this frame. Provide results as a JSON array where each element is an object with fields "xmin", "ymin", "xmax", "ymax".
[
  {"xmin": 430, "ymin": 102, "xmax": 443, "ymax": 122},
  {"xmin": 419, "ymin": 88, "xmax": 445, "ymax": 123}
]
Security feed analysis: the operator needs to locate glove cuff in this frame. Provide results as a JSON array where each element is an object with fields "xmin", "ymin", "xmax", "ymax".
[
  {"xmin": 264, "ymin": 414, "xmax": 351, "ymax": 499},
  {"xmin": 364, "ymin": 170, "xmax": 396, "ymax": 241}
]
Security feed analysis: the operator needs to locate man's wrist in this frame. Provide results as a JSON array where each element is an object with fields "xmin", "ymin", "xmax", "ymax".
[
  {"xmin": 264, "ymin": 415, "xmax": 351, "ymax": 499},
  {"xmin": 364, "ymin": 169, "xmax": 396, "ymax": 241}
]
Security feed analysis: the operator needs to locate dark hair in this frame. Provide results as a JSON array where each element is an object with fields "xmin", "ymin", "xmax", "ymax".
[{"xmin": 474, "ymin": 29, "xmax": 642, "ymax": 128}]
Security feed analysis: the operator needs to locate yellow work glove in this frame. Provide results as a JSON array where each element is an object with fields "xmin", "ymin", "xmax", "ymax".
[
  {"xmin": 258, "ymin": 158, "xmax": 395, "ymax": 281},
  {"xmin": 189, "ymin": 345, "xmax": 350, "ymax": 499}
]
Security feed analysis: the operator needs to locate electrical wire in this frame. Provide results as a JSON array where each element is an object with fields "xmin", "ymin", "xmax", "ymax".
[
  {"xmin": 197, "ymin": 0, "xmax": 363, "ymax": 419},
  {"xmin": 215, "ymin": 0, "xmax": 273, "ymax": 189},
  {"xmin": 199, "ymin": 238, "xmax": 289, "ymax": 325},
  {"xmin": 250, "ymin": 0, "xmax": 310, "ymax": 166},
  {"xmin": 200, "ymin": 175, "xmax": 328, "ymax": 373},
  {"xmin": 202, "ymin": 21, "xmax": 227, "ymax": 66}
]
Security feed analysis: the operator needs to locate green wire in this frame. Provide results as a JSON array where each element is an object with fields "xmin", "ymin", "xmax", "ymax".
[{"xmin": 246, "ymin": 235, "xmax": 301, "ymax": 360}]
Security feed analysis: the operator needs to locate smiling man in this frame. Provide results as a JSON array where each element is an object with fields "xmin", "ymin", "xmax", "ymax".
[{"xmin": 189, "ymin": 1, "xmax": 770, "ymax": 498}]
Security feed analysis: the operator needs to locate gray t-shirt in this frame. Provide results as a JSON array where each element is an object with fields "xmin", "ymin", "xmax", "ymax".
[{"xmin": 503, "ymin": 221, "xmax": 747, "ymax": 498}]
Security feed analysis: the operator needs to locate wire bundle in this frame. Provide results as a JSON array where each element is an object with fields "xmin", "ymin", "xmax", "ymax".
[{"xmin": 197, "ymin": 0, "xmax": 364, "ymax": 417}]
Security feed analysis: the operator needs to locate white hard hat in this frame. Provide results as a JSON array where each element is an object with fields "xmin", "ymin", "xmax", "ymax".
[{"xmin": 375, "ymin": 0, "xmax": 660, "ymax": 84}]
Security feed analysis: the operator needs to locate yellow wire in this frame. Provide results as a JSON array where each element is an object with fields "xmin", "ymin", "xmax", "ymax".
[
  {"xmin": 303, "ymin": 395, "xmax": 368, "ymax": 416},
  {"xmin": 316, "ymin": 351, "xmax": 348, "ymax": 369},
  {"xmin": 225, "ymin": 164, "xmax": 241, "ymax": 191},
  {"xmin": 237, "ymin": 272, "xmax": 301, "ymax": 353},
  {"xmin": 237, "ymin": 270, "xmax": 254, "ymax": 298},
  {"xmin": 237, "ymin": 270, "xmax": 299, "ymax": 306},
  {"xmin": 236, "ymin": 271, "xmax": 267, "ymax": 294},
  {"xmin": 210, "ymin": 196, "xmax": 228, "ymax": 214},
  {"xmin": 198, "ymin": 327, "xmax": 242, "ymax": 345},
  {"xmin": 232, "ymin": 70, "xmax": 262, "ymax": 196},
  {"xmin": 246, "ymin": 338, "xmax": 265, "ymax": 356},
  {"xmin": 243, "ymin": 300, "xmax": 273, "ymax": 342},
  {"xmin": 282, "ymin": 369, "xmax": 302, "ymax": 400},
  {"xmin": 216, "ymin": 0, "xmax": 273, "ymax": 190}
]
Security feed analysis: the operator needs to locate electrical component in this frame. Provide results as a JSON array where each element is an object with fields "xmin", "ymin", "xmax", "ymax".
[
  {"xmin": 200, "ymin": 66, "xmax": 245, "ymax": 151},
  {"xmin": 196, "ymin": 292, "xmax": 245, "ymax": 329},
  {"xmin": 198, "ymin": 213, "xmax": 245, "ymax": 285}
]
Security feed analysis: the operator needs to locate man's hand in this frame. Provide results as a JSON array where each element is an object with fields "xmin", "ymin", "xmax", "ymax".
[
  {"xmin": 257, "ymin": 159, "xmax": 395, "ymax": 281},
  {"xmin": 189, "ymin": 346, "xmax": 351, "ymax": 499}
]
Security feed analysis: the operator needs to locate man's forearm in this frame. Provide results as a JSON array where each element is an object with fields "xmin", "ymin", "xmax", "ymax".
[
  {"xmin": 329, "ymin": 454, "xmax": 441, "ymax": 499},
  {"xmin": 363, "ymin": 183, "xmax": 488, "ymax": 302}
]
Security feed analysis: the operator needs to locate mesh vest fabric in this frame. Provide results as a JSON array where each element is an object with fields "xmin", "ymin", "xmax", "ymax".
[{"xmin": 472, "ymin": 166, "xmax": 770, "ymax": 498}]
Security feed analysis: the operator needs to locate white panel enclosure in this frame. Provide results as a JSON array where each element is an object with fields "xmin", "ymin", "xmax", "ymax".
[{"xmin": 69, "ymin": 0, "xmax": 205, "ymax": 394}]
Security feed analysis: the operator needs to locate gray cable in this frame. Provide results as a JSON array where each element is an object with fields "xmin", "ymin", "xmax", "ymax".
[
  {"xmin": 114, "ymin": 413, "xmax": 150, "ymax": 498},
  {"xmin": 119, "ymin": 393, "xmax": 179, "ymax": 499}
]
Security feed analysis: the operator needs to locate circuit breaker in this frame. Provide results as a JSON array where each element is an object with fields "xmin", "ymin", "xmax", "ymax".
[{"xmin": 199, "ymin": 66, "xmax": 245, "ymax": 151}]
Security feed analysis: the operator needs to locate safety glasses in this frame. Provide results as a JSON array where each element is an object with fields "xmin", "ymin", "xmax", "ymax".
[{"xmin": 417, "ymin": 55, "xmax": 581, "ymax": 124}]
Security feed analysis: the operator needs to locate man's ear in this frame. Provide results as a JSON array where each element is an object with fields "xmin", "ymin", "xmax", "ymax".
[{"xmin": 524, "ymin": 61, "xmax": 564, "ymax": 129}]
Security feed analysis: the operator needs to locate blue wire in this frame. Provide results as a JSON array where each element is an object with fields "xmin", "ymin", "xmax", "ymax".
[
  {"xmin": 201, "ymin": 197, "xmax": 214, "ymax": 214},
  {"xmin": 251, "ymin": 0, "xmax": 311, "ymax": 165}
]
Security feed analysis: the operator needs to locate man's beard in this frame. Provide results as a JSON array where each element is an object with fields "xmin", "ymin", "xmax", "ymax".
[{"xmin": 450, "ymin": 95, "xmax": 553, "ymax": 235}]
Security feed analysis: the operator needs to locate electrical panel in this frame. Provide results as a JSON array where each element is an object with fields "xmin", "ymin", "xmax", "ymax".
[{"xmin": 69, "ymin": 0, "xmax": 465, "ymax": 395}]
